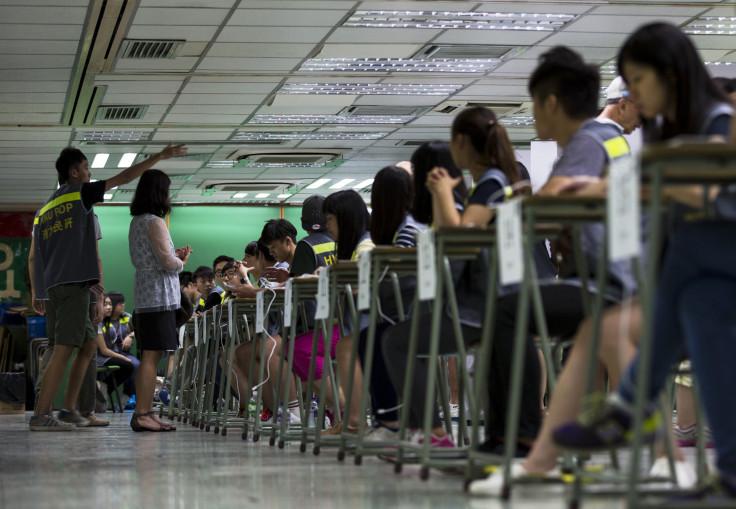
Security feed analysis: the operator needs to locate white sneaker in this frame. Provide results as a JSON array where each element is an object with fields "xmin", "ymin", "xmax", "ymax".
[
  {"xmin": 469, "ymin": 462, "xmax": 561, "ymax": 497},
  {"xmin": 648, "ymin": 457, "xmax": 697, "ymax": 489},
  {"xmin": 364, "ymin": 425, "xmax": 399, "ymax": 443}
]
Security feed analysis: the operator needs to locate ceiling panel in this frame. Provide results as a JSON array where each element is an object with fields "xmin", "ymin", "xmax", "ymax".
[
  {"xmin": 2, "ymin": 0, "xmax": 734, "ymax": 206},
  {"xmin": 217, "ymin": 26, "xmax": 332, "ymax": 43}
]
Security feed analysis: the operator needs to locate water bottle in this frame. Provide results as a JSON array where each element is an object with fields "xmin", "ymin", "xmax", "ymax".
[{"xmin": 308, "ymin": 397, "xmax": 318, "ymax": 428}]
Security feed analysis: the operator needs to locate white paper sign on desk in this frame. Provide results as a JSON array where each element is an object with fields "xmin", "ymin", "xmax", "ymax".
[
  {"xmin": 315, "ymin": 267, "xmax": 330, "ymax": 320},
  {"xmin": 497, "ymin": 198, "xmax": 524, "ymax": 285},
  {"xmin": 417, "ymin": 229, "xmax": 436, "ymax": 301},
  {"xmin": 284, "ymin": 279, "xmax": 293, "ymax": 327},
  {"xmin": 358, "ymin": 251, "xmax": 371, "ymax": 311},
  {"xmin": 255, "ymin": 291, "xmax": 264, "ymax": 333},
  {"xmin": 607, "ymin": 157, "xmax": 640, "ymax": 261}
]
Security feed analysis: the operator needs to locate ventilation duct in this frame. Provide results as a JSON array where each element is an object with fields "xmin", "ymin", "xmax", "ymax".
[
  {"xmin": 433, "ymin": 100, "xmax": 532, "ymax": 116},
  {"xmin": 96, "ymin": 106, "xmax": 148, "ymax": 121},
  {"xmin": 414, "ymin": 44, "xmax": 519, "ymax": 60},
  {"xmin": 226, "ymin": 150, "xmax": 341, "ymax": 165},
  {"xmin": 199, "ymin": 180, "xmax": 301, "ymax": 193},
  {"xmin": 62, "ymin": 0, "xmax": 139, "ymax": 126}
]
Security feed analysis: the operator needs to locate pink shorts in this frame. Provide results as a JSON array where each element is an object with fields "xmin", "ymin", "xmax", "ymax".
[{"xmin": 290, "ymin": 325, "xmax": 340, "ymax": 382}]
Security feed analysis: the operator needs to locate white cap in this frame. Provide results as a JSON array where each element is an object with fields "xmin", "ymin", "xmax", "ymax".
[{"xmin": 605, "ymin": 76, "xmax": 629, "ymax": 101}]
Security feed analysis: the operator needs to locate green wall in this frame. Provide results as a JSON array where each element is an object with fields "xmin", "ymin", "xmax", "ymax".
[{"xmin": 95, "ymin": 205, "xmax": 306, "ymax": 310}]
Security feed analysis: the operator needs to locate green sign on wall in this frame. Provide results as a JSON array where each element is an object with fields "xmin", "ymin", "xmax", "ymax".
[{"xmin": 0, "ymin": 238, "xmax": 30, "ymax": 303}]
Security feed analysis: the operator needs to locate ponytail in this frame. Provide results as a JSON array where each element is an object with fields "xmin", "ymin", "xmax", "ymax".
[{"xmin": 452, "ymin": 106, "xmax": 519, "ymax": 184}]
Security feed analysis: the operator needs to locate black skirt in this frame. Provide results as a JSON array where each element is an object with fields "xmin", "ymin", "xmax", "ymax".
[{"xmin": 132, "ymin": 309, "xmax": 178, "ymax": 351}]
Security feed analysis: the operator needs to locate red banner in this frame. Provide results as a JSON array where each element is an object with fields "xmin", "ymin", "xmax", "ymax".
[{"xmin": 0, "ymin": 212, "xmax": 35, "ymax": 238}]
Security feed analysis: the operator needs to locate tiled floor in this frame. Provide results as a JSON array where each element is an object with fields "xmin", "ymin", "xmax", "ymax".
[{"xmin": 1, "ymin": 412, "xmax": 699, "ymax": 509}]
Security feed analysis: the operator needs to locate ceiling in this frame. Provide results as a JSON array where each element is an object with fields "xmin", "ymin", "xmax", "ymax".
[{"xmin": 1, "ymin": 0, "xmax": 735, "ymax": 208}]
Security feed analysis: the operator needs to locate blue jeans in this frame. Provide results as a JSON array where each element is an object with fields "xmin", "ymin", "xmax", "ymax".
[{"xmin": 618, "ymin": 221, "xmax": 736, "ymax": 478}]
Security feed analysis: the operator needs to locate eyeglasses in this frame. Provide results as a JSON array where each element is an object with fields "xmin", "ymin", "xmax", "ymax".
[{"xmin": 221, "ymin": 270, "xmax": 238, "ymax": 279}]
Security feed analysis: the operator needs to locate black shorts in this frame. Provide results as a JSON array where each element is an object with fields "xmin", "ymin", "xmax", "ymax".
[{"xmin": 133, "ymin": 310, "xmax": 178, "ymax": 351}]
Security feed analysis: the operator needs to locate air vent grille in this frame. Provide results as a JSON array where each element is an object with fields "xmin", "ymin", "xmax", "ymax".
[
  {"xmin": 96, "ymin": 105, "xmax": 148, "ymax": 121},
  {"xmin": 120, "ymin": 39, "xmax": 184, "ymax": 59},
  {"xmin": 415, "ymin": 44, "xmax": 517, "ymax": 60}
]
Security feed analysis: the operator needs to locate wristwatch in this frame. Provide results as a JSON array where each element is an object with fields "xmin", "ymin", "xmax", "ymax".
[{"xmin": 240, "ymin": 277, "xmax": 247, "ymax": 284}]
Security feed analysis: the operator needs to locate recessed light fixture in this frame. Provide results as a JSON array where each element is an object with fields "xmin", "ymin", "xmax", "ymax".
[
  {"xmin": 231, "ymin": 131, "xmax": 389, "ymax": 141},
  {"xmin": 103, "ymin": 193, "xmax": 114, "ymax": 200},
  {"xmin": 329, "ymin": 178, "xmax": 355, "ymax": 189},
  {"xmin": 277, "ymin": 193, "xmax": 291, "ymax": 199},
  {"xmin": 353, "ymin": 179, "xmax": 374, "ymax": 190},
  {"xmin": 705, "ymin": 61, "xmax": 735, "ymax": 66},
  {"xmin": 232, "ymin": 192, "xmax": 248, "ymax": 198},
  {"xmin": 118, "ymin": 153, "xmax": 137, "ymax": 168},
  {"xmin": 684, "ymin": 17, "xmax": 736, "ymax": 35},
  {"xmin": 255, "ymin": 193, "xmax": 270, "ymax": 198},
  {"xmin": 91, "ymin": 154, "xmax": 109, "ymax": 168},
  {"xmin": 306, "ymin": 178, "xmax": 331, "ymax": 189},
  {"xmin": 279, "ymin": 83, "xmax": 463, "ymax": 96},
  {"xmin": 300, "ymin": 58, "xmax": 501, "ymax": 73},
  {"xmin": 344, "ymin": 10, "xmax": 577, "ymax": 31},
  {"xmin": 75, "ymin": 131, "xmax": 150, "ymax": 142},
  {"xmin": 499, "ymin": 116, "xmax": 535, "ymax": 128},
  {"xmin": 248, "ymin": 114, "xmax": 413, "ymax": 125}
]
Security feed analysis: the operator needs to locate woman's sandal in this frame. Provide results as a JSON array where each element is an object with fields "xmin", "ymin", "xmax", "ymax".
[
  {"xmin": 146, "ymin": 411, "xmax": 176, "ymax": 431},
  {"xmin": 130, "ymin": 412, "xmax": 166, "ymax": 432}
]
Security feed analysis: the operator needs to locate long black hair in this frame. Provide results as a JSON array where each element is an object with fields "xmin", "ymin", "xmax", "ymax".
[
  {"xmin": 323, "ymin": 190, "xmax": 370, "ymax": 260},
  {"xmin": 130, "ymin": 169, "xmax": 171, "ymax": 218},
  {"xmin": 103, "ymin": 291, "xmax": 125, "ymax": 328},
  {"xmin": 451, "ymin": 106, "xmax": 519, "ymax": 185},
  {"xmin": 618, "ymin": 22, "xmax": 730, "ymax": 140},
  {"xmin": 410, "ymin": 140, "xmax": 466, "ymax": 224},
  {"xmin": 370, "ymin": 165, "xmax": 413, "ymax": 245}
]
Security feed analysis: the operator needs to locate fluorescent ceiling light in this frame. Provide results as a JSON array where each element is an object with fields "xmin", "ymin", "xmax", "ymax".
[
  {"xmin": 279, "ymin": 83, "xmax": 463, "ymax": 95},
  {"xmin": 232, "ymin": 192, "xmax": 248, "ymax": 198},
  {"xmin": 344, "ymin": 10, "xmax": 576, "ymax": 31},
  {"xmin": 329, "ymin": 178, "xmax": 355, "ymax": 189},
  {"xmin": 248, "ymin": 114, "xmax": 413, "ymax": 125},
  {"xmin": 206, "ymin": 160, "xmax": 334, "ymax": 169},
  {"xmin": 499, "ymin": 116, "xmax": 535, "ymax": 128},
  {"xmin": 277, "ymin": 193, "xmax": 291, "ymax": 199},
  {"xmin": 255, "ymin": 193, "xmax": 270, "ymax": 198},
  {"xmin": 103, "ymin": 193, "xmax": 114, "ymax": 200},
  {"xmin": 300, "ymin": 58, "xmax": 501, "ymax": 73},
  {"xmin": 118, "ymin": 153, "xmax": 137, "ymax": 168},
  {"xmin": 75, "ymin": 131, "xmax": 150, "ymax": 142},
  {"xmin": 353, "ymin": 179, "xmax": 374, "ymax": 190},
  {"xmin": 306, "ymin": 178, "xmax": 331, "ymax": 189},
  {"xmin": 599, "ymin": 61, "xmax": 618, "ymax": 76},
  {"xmin": 91, "ymin": 153, "xmax": 109, "ymax": 168},
  {"xmin": 705, "ymin": 61, "xmax": 735, "ymax": 66},
  {"xmin": 232, "ymin": 131, "xmax": 389, "ymax": 141},
  {"xmin": 684, "ymin": 17, "xmax": 736, "ymax": 35}
]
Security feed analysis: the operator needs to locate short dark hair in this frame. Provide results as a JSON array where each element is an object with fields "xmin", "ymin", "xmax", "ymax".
[
  {"xmin": 55, "ymin": 147, "xmax": 87, "ymax": 185},
  {"xmin": 370, "ymin": 166, "xmax": 413, "ymax": 245},
  {"xmin": 528, "ymin": 46, "xmax": 600, "ymax": 120},
  {"xmin": 714, "ymin": 77, "xmax": 736, "ymax": 95},
  {"xmin": 618, "ymin": 23, "xmax": 731, "ymax": 140},
  {"xmin": 323, "ymin": 190, "xmax": 370, "ymax": 260},
  {"xmin": 179, "ymin": 271, "xmax": 194, "ymax": 287},
  {"xmin": 130, "ymin": 169, "xmax": 172, "ymax": 218},
  {"xmin": 244, "ymin": 241, "xmax": 259, "ymax": 257},
  {"xmin": 255, "ymin": 241, "xmax": 276, "ymax": 262},
  {"xmin": 193, "ymin": 266, "xmax": 215, "ymax": 282},
  {"xmin": 260, "ymin": 219, "xmax": 297, "ymax": 245},
  {"xmin": 410, "ymin": 140, "xmax": 466, "ymax": 224},
  {"xmin": 212, "ymin": 255, "xmax": 234, "ymax": 271}
]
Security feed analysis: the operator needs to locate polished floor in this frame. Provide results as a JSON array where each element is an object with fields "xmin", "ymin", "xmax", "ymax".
[{"xmin": 1, "ymin": 412, "xmax": 696, "ymax": 509}]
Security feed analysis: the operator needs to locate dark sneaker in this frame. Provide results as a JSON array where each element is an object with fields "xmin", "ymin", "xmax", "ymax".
[
  {"xmin": 83, "ymin": 413, "xmax": 110, "ymax": 427},
  {"xmin": 58, "ymin": 409, "xmax": 91, "ymax": 427},
  {"xmin": 552, "ymin": 394, "xmax": 662, "ymax": 451},
  {"xmin": 29, "ymin": 413, "xmax": 76, "ymax": 431}
]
